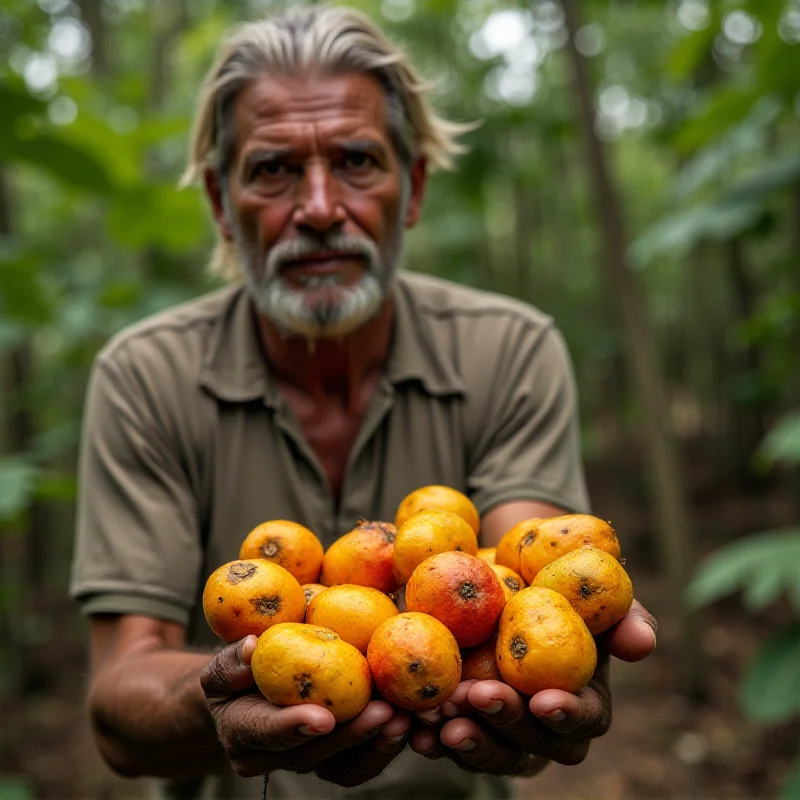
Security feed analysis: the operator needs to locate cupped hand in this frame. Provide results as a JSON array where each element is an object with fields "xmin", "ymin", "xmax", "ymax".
[
  {"xmin": 201, "ymin": 636, "xmax": 410, "ymax": 783},
  {"xmin": 409, "ymin": 599, "xmax": 657, "ymax": 776}
]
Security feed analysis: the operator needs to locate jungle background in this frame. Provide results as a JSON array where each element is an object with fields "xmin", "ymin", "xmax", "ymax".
[{"xmin": 1, "ymin": 0, "xmax": 799, "ymax": 797}]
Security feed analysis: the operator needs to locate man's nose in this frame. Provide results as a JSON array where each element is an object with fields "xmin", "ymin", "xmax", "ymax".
[{"xmin": 293, "ymin": 162, "xmax": 345, "ymax": 232}]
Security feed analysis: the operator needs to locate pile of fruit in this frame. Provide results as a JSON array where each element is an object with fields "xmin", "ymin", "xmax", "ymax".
[{"xmin": 202, "ymin": 485, "xmax": 634, "ymax": 722}]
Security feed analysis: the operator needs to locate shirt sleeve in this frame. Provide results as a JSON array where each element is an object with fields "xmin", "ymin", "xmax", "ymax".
[
  {"xmin": 69, "ymin": 348, "xmax": 202, "ymax": 626},
  {"xmin": 466, "ymin": 323, "xmax": 591, "ymax": 517}
]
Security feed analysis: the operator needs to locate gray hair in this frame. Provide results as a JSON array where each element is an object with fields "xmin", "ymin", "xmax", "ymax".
[{"xmin": 182, "ymin": 5, "xmax": 472, "ymax": 280}]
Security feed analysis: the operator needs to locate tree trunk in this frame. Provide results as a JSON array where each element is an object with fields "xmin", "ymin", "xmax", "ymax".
[{"xmin": 559, "ymin": 0, "xmax": 705, "ymax": 698}]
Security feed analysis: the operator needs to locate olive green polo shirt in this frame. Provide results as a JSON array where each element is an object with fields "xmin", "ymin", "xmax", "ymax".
[{"xmin": 70, "ymin": 269, "xmax": 589, "ymax": 799}]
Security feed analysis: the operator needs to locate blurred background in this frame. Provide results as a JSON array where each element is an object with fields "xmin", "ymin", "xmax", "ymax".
[{"xmin": 1, "ymin": 0, "xmax": 799, "ymax": 797}]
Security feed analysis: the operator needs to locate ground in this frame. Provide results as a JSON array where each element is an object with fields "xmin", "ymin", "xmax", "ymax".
[{"xmin": 2, "ymin": 457, "xmax": 797, "ymax": 799}]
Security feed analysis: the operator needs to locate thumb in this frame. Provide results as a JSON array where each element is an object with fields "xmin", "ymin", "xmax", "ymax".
[{"xmin": 200, "ymin": 635, "xmax": 259, "ymax": 698}]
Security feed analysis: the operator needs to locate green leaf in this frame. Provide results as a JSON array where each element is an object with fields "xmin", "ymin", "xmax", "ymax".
[
  {"xmin": 687, "ymin": 528, "xmax": 800, "ymax": 610},
  {"xmin": 0, "ymin": 458, "xmax": 38, "ymax": 522},
  {"xmin": 758, "ymin": 412, "xmax": 800, "ymax": 468},
  {"xmin": 666, "ymin": 24, "xmax": 716, "ymax": 81},
  {"xmin": 740, "ymin": 625, "xmax": 800, "ymax": 723}
]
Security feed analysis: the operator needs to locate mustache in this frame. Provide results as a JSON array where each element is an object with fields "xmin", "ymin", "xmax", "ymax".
[{"xmin": 265, "ymin": 231, "xmax": 380, "ymax": 275}]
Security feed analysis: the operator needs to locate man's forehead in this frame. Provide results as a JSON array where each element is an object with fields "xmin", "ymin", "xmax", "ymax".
[{"xmin": 233, "ymin": 72, "xmax": 390, "ymax": 137}]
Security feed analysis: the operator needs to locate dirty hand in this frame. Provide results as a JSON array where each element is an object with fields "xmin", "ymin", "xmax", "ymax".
[
  {"xmin": 409, "ymin": 599, "xmax": 657, "ymax": 776},
  {"xmin": 201, "ymin": 636, "xmax": 410, "ymax": 785}
]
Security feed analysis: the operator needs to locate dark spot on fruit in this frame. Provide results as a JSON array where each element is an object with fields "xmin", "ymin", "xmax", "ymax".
[
  {"xmin": 505, "ymin": 577, "xmax": 521, "ymax": 592},
  {"xmin": 458, "ymin": 581, "xmax": 478, "ymax": 600},
  {"xmin": 522, "ymin": 533, "xmax": 535, "ymax": 547},
  {"xmin": 510, "ymin": 636, "xmax": 528, "ymax": 659},
  {"xmin": 227, "ymin": 562, "xmax": 257, "ymax": 583},
  {"xmin": 251, "ymin": 595, "xmax": 281, "ymax": 616},
  {"xmin": 455, "ymin": 546, "xmax": 462, "ymax": 551},
  {"xmin": 233, "ymin": 608, "xmax": 241, "ymax": 617},
  {"xmin": 420, "ymin": 685, "xmax": 439, "ymax": 700},
  {"xmin": 296, "ymin": 674, "xmax": 313, "ymax": 699},
  {"xmin": 217, "ymin": 596, "xmax": 224, "ymax": 603},
  {"xmin": 561, "ymin": 527, "xmax": 570, "ymax": 535},
  {"xmin": 261, "ymin": 539, "xmax": 280, "ymax": 558},
  {"xmin": 324, "ymin": 698, "xmax": 333, "ymax": 706},
  {"xmin": 550, "ymin": 542, "xmax": 557, "ymax": 547},
  {"xmin": 408, "ymin": 661, "xmax": 421, "ymax": 673},
  {"xmin": 579, "ymin": 582, "xmax": 592, "ymax": 599}
]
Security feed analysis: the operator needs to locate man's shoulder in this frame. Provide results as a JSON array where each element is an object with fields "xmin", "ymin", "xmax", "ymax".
[
  {"xmin": 397, "ymin": 270, "xmax": 553, "ymax": 335},
  {"xmin": 96, "ymin": 284, "xmax": 239, "ymax": 368}
]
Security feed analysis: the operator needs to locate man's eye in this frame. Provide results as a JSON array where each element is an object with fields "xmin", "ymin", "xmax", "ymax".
[
  {"xmin": 253, "ymin": 161, "xmax": 287, "ymax": 179},
  {"xmin": 342, "ymin": 152, "xmax": 375, "ymax": 171}
]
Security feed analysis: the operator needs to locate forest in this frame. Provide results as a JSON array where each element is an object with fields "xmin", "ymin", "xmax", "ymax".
[{"xmin": 1, "ymin": 0, "xmax": 799, "ymax": 797}]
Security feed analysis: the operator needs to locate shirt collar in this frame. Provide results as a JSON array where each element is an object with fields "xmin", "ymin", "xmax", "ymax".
[{"xmin": 199, "ymin": 273, "xmax": 466, "ymax": 404}]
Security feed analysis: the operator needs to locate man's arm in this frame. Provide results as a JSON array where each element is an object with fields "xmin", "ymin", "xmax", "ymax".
[{"xmin": 480, "ymin": 500, "xmax": 568, "ymax": 548}]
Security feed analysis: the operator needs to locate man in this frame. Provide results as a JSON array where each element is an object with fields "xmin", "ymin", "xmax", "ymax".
[{"xmin": 70, "ymin": 6, "xmax": 657, "ymax": 799}]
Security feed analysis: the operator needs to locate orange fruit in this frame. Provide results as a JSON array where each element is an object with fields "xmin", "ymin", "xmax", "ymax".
[
  {"xmin": 405, "ymin": 551, "xmax": 505, "ymax": 648},
  {"xmin": 395, "ymin": 485, "xmax": 480, "ymax": 536},
  {"xmin": 367, "ymin": 612, "xmax": 462, "ymax": 711},
  {"xmin": 518, "ymin": 514, "xmax": 621, "ymax": 584},
  {"xmin": 495, "ymin": 518, "xmax": 542, "ymax": 575},
  {"xmin": 239, "ymin": 520, "xmax": 324, "ymax": 585},
  {"xmin": 532, "ymin": 546, "xmax": 633, "ymax": 635},
  {"xmin": 251, "ymin": 623, "xmax": 371, "ymax": 723},
  {"xmin": 305, "ymin": 584, "xmax": 399, "ymax": 654},
  {"xmin": 393, "ymin": 509, "xmax": 478, "ymax": 586},
  {"xmin": 202, "ymin": 559, "xmax": 305, "ymax": 643},
  {"xmin": 302, "ymin": 583, "xmax": 327, "ymax": 608},
  {"xmin": 320, "ymin": 519, "xmax": 399, "ymax": 593},
  {"xmin": 477, "ymin": 547, "xmax": 496, "ymax": 565},
  {"xmin": 496, "ymin": 587, "xmax": 596, "ymax": 695},
  {"xmin": 461, "ymin": 635, "xmax": 501, "ymax": 682},
  {"xmin": 491, "ymin": 564, "xmax": 526, "ymax": 604}
]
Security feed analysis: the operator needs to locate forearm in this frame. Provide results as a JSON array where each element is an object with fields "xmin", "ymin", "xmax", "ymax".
[{"xmin": 89, "ymin": 649, "xmax": 227, "ymax": 779}]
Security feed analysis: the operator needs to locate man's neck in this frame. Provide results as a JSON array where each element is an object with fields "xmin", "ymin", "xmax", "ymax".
[{"xmin": 254, "ymin": 299, "xmax": 394, "ymax": 409}]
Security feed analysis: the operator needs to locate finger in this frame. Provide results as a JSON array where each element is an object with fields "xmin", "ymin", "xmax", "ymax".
[
  {"xmin": 465, "ymin": 682, "xmax": 591, "ymax": 764},
  {"xmin": 283, "ymin": 700, "xmax": 395, "ymax": 772},
  {"xmin": 602, "ymin": 599, "xmax": 657, "ymax": 662},
  {"xmin": 409, "ymin": 724, "xmax": 446, "ymax": 759},
  {"xmin": 440, "ymin": 679, "xmax": 477, "ymax": 718},
  {"xmin": 439, "ymin": 717, "xmax": 528, "ymax": 775},
  {"xmin": 200, "ymin": 636, "xmax": 259, "ymax": 697},
  {"xmin": 373, "ymin": 710, "xmax": 413, "ymax": 754}
]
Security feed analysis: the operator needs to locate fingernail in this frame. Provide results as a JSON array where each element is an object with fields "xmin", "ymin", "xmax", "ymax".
[
  {"xmin": 385, "ymin": 732, "xmax": 408, "ymax": 745},
  {"xmin": 542, "ymin": 710, "xmax": 566, "ymax": 722},
  {"xmin": 454, "ymin": 738, "xmax": 477, "ymax": 751},
  {"xmin": 298, "ymin": 725, "xmax": 326, "ymax": 736},
  {"xmin": 478, "ymin": 700, "xmax": 503, "ymax": 714},
  {"xmin": 441, "ymin": 701, "xmax": 459, "ymax": 717},
  {"xmin": 416, "ymin": 709, "xmax": 441, "ymax": 724}
]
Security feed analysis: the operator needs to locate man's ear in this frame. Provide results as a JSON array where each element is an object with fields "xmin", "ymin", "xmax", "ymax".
[
  {"xmin": 404, "ymin": 156, "xmax": 428, "ymax": 228},
  {"xmin": 204, "ymin": 167, "xmax": 233, "ymax": 241}
]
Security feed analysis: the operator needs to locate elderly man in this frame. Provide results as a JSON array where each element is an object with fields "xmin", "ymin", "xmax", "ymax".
[{"xmin": 70, "ymin": 6, "xmax": 656, "ymax": 800}]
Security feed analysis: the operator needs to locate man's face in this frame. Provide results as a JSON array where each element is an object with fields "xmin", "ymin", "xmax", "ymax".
[{"xmin": 219, "ymin": 72, "xmax": 425, "ymax": 339}]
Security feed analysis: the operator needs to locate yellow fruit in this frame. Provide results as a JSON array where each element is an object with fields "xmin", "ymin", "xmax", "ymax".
[
  {"xmin": 301, "ymin": 583, "xmax": 327, "ymax": 608},
  {"xmin": 532, "ymin": 546, "xmax": 633, "ymax": 635},
  {"xmin": 305, "ymin": 584, "xmax": 399, "ymax": 654},
  {"xmin": 239, "ymin": 520, "xmax": 324, "ymax": 585},
  {"xmin": 320, "ymin": 519, "xmax": 399, "ymax": 593},
  {"xmin": 518, "ymin": 514, "xmax": 621, "ymax": 583},
  {"xmin": 395, "ymin": 485, "xmax": 480, "ymax": 535},
  {"xmin": 367, "ymin": 612, "xmax": 462, "ymax": 710},
  {"xmin": 393, "ymin": 509, "xmax": 478, "ymax": 586},
  {"xmin": 251, "ymin": 623, "xmax": 372, "ymax": 722},
  {"xmin": 495, "ymin": 518, "xmax": 542, "ymax": 574},
  {"xmin": 496, "ymin": 587, "xmax": 596, "ymax": 695},
  {"xmin": 477, "ymin": 547, "xmax": 497, "ymax": 565},
  {"xmin": 461, "ymin": 635, "xmax": 501, "ymax": 682},
  {"xmin": 202, "ymin": 560, "xmax": 306, "ymax": 643},
  {"xmin": 490, "ymin": 564, "xmax": 526, "ymax": 604}
]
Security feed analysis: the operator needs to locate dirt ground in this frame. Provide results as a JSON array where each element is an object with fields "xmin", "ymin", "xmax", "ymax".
[{"xmin": 2, "ymin": 458, "xmax": 798, "ymax": 800}]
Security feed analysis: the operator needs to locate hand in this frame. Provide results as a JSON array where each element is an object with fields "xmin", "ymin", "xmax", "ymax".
[
  {"xmin": 200, "ymin": 636, "xmax": 411, "ymax": 784},
  {"xmin": 409, "ymin": 599, "xmax": 657, "ymax": 775}
]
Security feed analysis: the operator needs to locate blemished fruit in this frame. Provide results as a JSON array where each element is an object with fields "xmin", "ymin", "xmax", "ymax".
[
  {"xmin": 405, "ymin": 551, "xmax": 505, "ymax": 648},
  {"xmin": 320, "ymin": 519, "xmax": 399, "ymax": 594},
  {"xmin": 202, "ymin": 559, "xmax": 306, "ymax": 643},
  {"xmin": 395, "ymin": 485, "xmax": 480, "ymax": 536},
  {"xmin": 302, "ymin": 583, "xmax": 327, "ymax": 608},
  {"xmin": 251, "ymin": 623, "xmax": 372, "ymax": 722},
  {"xmin": 393, "ymin": 509, "xmax": 478, "ymax": 586},
  {"xmin": 477, "ymin": 547, "xmax": 497, "ymax": 565},
  {"xmin": 495, "ymin": 518, "xmax": 542, "ymax": 575},
  {"xmin": 367, "ymin": 612, "xmax": 462, "ymax": 711},
  {"xmin": 239, "ymin": 520, "xmax": 324, "ymax": 585},
  {"xmin": 461, "ymin": 635, "xmax": 501, "ymax": 681},
  {"xmin": 518, "ymin": 514, "xmax": 621, "ymax": 584},
  {"xmin": 491, "ymin": 564, "xmax": 526, "ymax": 604},
  {"xmin": 496, "ymin": 587, "xmax": 597, "ymax": 696},
  {"xmin": 305, "ymin": 584, "xmax": 399, "ymax": 654},
  {"xmin": 532, "ymin": 546, "xmax": 633, "ymax": 635}
]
